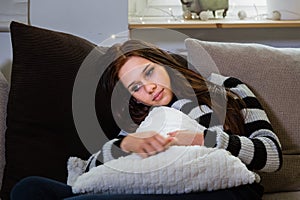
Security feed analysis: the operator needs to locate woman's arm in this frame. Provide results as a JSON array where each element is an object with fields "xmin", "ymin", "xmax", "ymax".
[
  {"xmin": 172, "ymin": 74, "xmax": 282, "ymax": 172},
  {"xmin": 111, "ymin": 131, "xmax": 173, "ymax": 158},
  {"xmin": 120, "ymin": 132, "xmax": 173, "ymax": 158},
  {"xmin": 218, "ymin": 75, "xmax": 282, "ymax": 172}
]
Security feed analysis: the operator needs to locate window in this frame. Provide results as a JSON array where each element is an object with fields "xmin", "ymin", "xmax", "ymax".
[{"xmin": 128, "ymin": 0, "xmax": 267, "ymax": 20}]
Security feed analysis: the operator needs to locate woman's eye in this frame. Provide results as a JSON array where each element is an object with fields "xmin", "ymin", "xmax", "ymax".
[
  {"xmin": 145, "ymin": 67, "xmax": 154, "ymax": 77},
  {"xmin": 131, "ymin": 83, "xmax": 142, "ymax": 93}
]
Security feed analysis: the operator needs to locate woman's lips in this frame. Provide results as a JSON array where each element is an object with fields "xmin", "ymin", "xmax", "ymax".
[{"xmin": 153, "ymin": 89, "xmax": 164, "ymax": 101}]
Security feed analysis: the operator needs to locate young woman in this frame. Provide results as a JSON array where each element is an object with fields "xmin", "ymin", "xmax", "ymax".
[{"xmin": 11, "ymin": 40, "xmax": 282, "ymax": 200}]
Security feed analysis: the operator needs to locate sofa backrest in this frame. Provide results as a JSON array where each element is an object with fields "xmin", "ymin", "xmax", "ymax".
[{"xmin": 0, "ymin": 71, "xmax": 9, "ymax": 190}]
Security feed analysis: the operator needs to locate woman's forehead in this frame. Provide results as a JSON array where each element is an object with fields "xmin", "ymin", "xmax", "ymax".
[{"xmin": 118, "ymin": 56, "xmax": 151, "ymax": 77}]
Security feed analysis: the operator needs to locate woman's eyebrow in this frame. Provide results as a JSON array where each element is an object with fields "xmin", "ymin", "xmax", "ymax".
[
  {"xmin": 142, "ymin": 63, "xmax": 151, "ymax": 74},
  {"xmin": 127, "ymin": 81, "xmax": 137, "ymax": 90},
  {"xmin": 127, "ymin": 64, "xmax": 151, "ymax": 89}
]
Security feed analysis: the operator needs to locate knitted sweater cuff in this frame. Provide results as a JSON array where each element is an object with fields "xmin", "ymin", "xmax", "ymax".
[
  {"xmin": 205, "ymin": 127, "xmax": 229, "ymax": 149},
  {"xmin": 204, "ymin": 129, "xmax": 217, "ymax": 147},
  {"xmin": 102, "ymin": 138, "xmax": 129, "ymax": 163},
  {"xmin": 215, "ymin": 129, "xmax": 229, "ymax": 149}
]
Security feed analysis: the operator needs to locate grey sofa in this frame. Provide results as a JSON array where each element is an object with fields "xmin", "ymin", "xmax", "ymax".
[
  {"xmin": 185, "ymin": 38, "xmax": 300, "ymax": 200},
  {"xmin": 0, "ymin": 22, "xmax": 300, "ymax": 199}
]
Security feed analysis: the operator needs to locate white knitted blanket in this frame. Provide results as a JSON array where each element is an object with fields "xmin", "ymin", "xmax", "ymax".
[{"xmin": 69, "ymin": 107, "xmax": 259, "ymax": 194}]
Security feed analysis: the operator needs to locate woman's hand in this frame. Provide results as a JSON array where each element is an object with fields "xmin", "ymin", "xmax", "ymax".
[
  {"xmin": 167, "ymin": 130, "xmax": 204, "ymax": 146},
  {"xmin": 120, "ymin": 131, "xmax": 174, "ymax": 158}
]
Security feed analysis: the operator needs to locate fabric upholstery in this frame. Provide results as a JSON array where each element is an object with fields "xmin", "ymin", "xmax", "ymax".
[
  {"xmin": 1, "ymin": 21, "xmax": 299, "ymax": 199},
  {"xmin": 0, "ymin": 22, "xmax": 117, "ymax": 199},
  {"xmin": 185, "ymin": 38, "xmax": 300, "ymax": 193},
  {"xmin": 0, "ymin": 72, "xmax": 9, "ymax": 191},
  {"xmin": 263, "ymin": 191, "xmax": 300, "ymax": 200}
]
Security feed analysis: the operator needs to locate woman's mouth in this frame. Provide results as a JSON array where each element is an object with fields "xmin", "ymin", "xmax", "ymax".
[{"xmin": 153, "ymin": 89, "xmax": 164, "ymax": 101}]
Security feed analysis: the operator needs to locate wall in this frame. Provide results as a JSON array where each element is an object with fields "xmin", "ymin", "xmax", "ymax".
[
  {"xmin": 0, "ymin": 33, "xmax": 12, "ymax": 81},
  {"xmin": 0, "ymin": 0, "xmax": 128, "ymax": 82}
]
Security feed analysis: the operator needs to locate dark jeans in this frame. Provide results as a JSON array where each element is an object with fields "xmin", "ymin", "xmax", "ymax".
[{"xmin": 10, "ymin": 176, "xmax": 264, "ymax": 200}]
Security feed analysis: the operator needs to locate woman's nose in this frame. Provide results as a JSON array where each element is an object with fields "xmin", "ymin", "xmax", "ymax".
[{"xmin": 144, "ymin": 82, "xmax": 157, "ymax": 93}]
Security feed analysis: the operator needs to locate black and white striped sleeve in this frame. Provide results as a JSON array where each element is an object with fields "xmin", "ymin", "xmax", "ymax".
[
  {"xmin": 209, "ymin": 73, "xmax": 282, "ymax": 172},
  {"xmin": 172, "ymin": 73, "xmax": 282, "ymax": 172}
]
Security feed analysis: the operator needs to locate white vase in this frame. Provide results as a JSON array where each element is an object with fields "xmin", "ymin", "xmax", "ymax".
[{"xmin": 267, "ymin": 0, "xmax": 300, "ymax": 20}]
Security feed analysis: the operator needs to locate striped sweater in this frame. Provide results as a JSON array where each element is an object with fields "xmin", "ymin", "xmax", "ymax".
[{"xmin": 113, "ymin": 73, "xmax": 282, "ymax": 173}]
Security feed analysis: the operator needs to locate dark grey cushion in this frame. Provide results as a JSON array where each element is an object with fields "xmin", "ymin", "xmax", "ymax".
[{"xmin": 0, "ymin": 21, "xmax": 118, "ymax": 199}]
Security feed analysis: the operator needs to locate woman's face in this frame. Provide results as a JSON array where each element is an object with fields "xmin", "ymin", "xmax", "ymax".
[{"xmin": 118, "ymin": 56, "xmax": 173, "ymax": 106}]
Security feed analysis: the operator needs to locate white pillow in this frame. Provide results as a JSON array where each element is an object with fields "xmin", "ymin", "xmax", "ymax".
[
  {"xmin": 70, "ymin": 107, "xmax": 259, "ymax": 194},
  {"xmin": 135, "ymin": 106, "xmax": 206, "ymax": 137}
]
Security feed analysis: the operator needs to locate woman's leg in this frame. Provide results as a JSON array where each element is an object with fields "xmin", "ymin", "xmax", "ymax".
[
  {"xmin": 64, "ymin": 183, "xmax": 263, "ymax": 200},
  {"xmin": 10, "ymin": 176, "xmax": 74, "ymax": 200},
  {"xmin": 11, "ymin": 176, "xmax": 263, "ymax": 200}
]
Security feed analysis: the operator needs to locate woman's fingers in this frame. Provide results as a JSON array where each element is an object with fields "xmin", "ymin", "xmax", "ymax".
[
  {"xmin": 148, "ymin": 137, "xmax": 165, "ymax": 152},
  {"xmin": 141, "ymin": 136, "xmax": 174, "ymax": 157},
  {"xmin": 143, "ymin": 143, "xmax": 158, "ymax": 156},
  {"xmin": 167, "ymin": 131, "xmax": 178, "ymax": 137},
  {"xmin": 121, "ymin": 131, "xmax": 176, "ymax": 158},
  {"xmin": 153, "ymin": 133, "xmax": 168, "ymax": 145},
  {"xmin": 167, "ymin": 130, "xmax": 204, "ymax": 146}
]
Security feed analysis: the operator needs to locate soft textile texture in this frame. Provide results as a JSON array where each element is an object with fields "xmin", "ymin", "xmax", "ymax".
[
  {"xmin": 134, "ymin": 106, "xmax": 206, "ymax": 137},
  {"xmin": 70, "ymin": 107, "xmax": 258, "ymax": 194},
  {"xmin": 184, "ymin": 38, "xmax": 300, "ymax": 193},
  {"xmin": 0, "ymin": 22, "xmax": 117, "ymax": 199},
  {"xmin": 0, "ymin": 72, "xmax": 9, "ymax": 190}
]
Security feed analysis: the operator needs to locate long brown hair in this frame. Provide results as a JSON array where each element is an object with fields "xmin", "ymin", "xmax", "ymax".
[{"xmin": 100, "ymin": 40, "xmax": 246, "ymax": 135}]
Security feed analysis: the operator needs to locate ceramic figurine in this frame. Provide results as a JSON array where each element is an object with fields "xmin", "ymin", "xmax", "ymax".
[{"xmin": 181, "ymin": 0, "xmax": 228, "ymax": 18}]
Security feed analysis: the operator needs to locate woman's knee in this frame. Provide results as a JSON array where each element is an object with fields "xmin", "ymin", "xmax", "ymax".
[
  {"xmin": 11, "ymin": 176, "xmax": 72, "ymax": 200},
  {"xmin": 11, "ymin": 176, "xmax": 46, "ymax": 199}
]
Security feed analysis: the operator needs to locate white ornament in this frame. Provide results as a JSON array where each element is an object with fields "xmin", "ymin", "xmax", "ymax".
[
  {"xmin": 272, "ymin": 10, "xmax": 281, "ymax": 20},
  {"xmin": 199, "ymin": 11, "xmax": 209, "ymax": 21},
  {"xmin": 183, "ymin": 10, "xmax": 192, "ymax": 20},
  {"xmin": 238, "ymin": 10, "xmax": 247, "ymax": 20}
]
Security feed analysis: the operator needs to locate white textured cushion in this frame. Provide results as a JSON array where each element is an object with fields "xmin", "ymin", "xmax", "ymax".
[
  {"xmin": 135, "ymin": 106, "xmax": 206, "ymax": 137},
  {"xmin": 71, "ymin": 107, "xmax": 258, "ymax": 194},
  {"xmin": 0, "ymin": 71, "xmax": 9, "ymax": 189}
]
